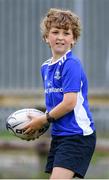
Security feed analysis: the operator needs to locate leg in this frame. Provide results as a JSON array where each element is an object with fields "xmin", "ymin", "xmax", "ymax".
[{"xmin": 50, "ymin": 167, "xmax": 75, "ymax": 179}]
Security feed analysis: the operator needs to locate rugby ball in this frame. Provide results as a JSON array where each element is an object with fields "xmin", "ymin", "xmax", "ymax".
[{"xmin": 6, "ymin": 108, "xmax": 50, "ymax": 140}]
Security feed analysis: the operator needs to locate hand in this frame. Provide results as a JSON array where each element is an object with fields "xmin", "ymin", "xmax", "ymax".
[
  {"xmin": 21, "ymin": 137, "xmax": 35, "ymax": 141},
  {"xmin": 22, "ymin": 114, "xmax": 47, "ymax": 135}
]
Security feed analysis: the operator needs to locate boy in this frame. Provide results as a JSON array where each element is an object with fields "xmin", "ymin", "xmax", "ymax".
[{"xmin": 23, "ymin": 8, "xmax": 96, "ymax": 179}]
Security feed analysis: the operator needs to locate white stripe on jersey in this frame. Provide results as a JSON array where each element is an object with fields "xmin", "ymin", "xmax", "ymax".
[
  {"xmin": 41, "ymin": 50, "xmax": 71, "ymax": 67},
  {"xmin": 41, "ymin": 59, "xmax": 51, "ymax": 66},
  {"xmin": 74, "ymin": 90, "xmax": 93, "ymax": 135}
]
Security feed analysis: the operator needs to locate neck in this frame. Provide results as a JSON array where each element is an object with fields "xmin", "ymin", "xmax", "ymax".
[{"xmin": 52, "ymin": 55, "xmax": 62, "ymax": 62}]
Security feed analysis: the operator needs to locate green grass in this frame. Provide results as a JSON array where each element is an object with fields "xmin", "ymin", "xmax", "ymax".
[
  {"xmin": 35, "ymin": 171, "xmax": 49, "ymax": 179},
  {"xmin": 0, "ymin": 131, "xmax": 17, "ymax": 140},
  {"xmin": 91, "ymin": 149, "xmax": 109, "ymax": 164}
]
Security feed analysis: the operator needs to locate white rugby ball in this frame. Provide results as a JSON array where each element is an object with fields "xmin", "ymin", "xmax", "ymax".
[{"xmin": 6, "ymin": 108, "xmax": 49, "ymax": 140}]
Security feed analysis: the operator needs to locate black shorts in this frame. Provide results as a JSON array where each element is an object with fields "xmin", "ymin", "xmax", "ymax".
[{"xmin": 45, "ymin": 132, "xmax": 96, "ymax": 178}]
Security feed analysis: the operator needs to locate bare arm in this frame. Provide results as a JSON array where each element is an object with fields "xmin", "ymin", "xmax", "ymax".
[{"xmin": 49, "ymin": 92, "xmax": 77, "ymax": 119}]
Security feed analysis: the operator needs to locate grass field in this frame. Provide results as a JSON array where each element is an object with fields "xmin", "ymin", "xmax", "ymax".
[{"xmin": 0, "ymin": 130, "xmax": 17, "ymax": 140}]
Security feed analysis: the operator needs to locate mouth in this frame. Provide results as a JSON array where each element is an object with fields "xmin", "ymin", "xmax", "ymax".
[{"xmin": 56, "ymin": 42, "xmax": 64, "ymax": 45}]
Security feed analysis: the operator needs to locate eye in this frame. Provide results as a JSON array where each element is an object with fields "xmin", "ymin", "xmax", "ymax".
[
  {"xmin": 64, "ymin": 32, "xmax": 70, "ymax": 35},
  {"xmin": 52, "ymin": 31, "xmax": 59, "ymax": 34}
]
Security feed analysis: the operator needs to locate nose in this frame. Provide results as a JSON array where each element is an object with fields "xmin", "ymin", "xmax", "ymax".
[{"xmin": 57, "ymin": 33, "xmax": 64, "ymax": 40}]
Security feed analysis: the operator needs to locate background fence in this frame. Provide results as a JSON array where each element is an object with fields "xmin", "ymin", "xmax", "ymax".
[{"xmin": 0, "ymin": 0, "xmax": 109, "ymax": 92}]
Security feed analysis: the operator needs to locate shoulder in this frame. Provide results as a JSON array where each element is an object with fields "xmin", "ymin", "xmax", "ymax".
[
  {"xmin": 64, "ymin": 55, "xmax": 82, "ymax": 71},
  {"xmin": 61, "ymin": 50, "xmax": 82, "ymax": 67},
  {"xmin": 41, "ymin": 58, "xmax": 51, "ymax": 67}
]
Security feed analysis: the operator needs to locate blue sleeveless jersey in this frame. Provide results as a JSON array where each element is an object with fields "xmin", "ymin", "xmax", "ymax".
[{"xmin": 41, "ymin": 50, "xmax": 95, "ymax": 136}]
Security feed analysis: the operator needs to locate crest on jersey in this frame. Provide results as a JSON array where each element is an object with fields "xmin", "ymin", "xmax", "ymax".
[{"xmin": 54, "ymin": 71, "xmax": 61, "ymax": 80}]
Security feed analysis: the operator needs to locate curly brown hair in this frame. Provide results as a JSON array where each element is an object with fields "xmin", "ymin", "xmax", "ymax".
[{"xmin": 40, "ymin": 8, "xmax": 81, "ymax": 44}]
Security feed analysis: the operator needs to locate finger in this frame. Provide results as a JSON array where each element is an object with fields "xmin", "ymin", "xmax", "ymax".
[
  {"xmin": 27, "ymin": 137, "xmax": 35, "ymax": 141},
  {"xmin": 21, "ymin": 123, "xmax": 30, "ymax": 130},
  {"xmin": 28, "ymin": 130, "xmax": 36, "ymax": 135},
  {"xmin": 23, "ymin": 127, "xmax": 32, "ymax": 134}
]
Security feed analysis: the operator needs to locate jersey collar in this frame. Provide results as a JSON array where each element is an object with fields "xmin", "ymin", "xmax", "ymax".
[{"xmin": 49, "ymin": 50, "xmax": 72, "ymax": 66}]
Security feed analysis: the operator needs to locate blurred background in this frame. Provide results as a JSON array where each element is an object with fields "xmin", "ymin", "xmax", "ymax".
[{"xmin": 0, "ymin": 0, "xmax": 109, "ymax": 179}]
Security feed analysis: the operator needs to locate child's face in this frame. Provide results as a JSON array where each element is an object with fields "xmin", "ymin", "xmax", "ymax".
[{"xmin": 46, "ymin": 27, "xmax": 75, "ymax": 59}]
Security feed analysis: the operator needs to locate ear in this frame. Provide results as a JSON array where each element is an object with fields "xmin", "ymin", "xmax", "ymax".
[
  {"xmin": 72, "ymin": 39, "xmax": 75, "ymax": 45},
  {"xmin": 46, "ymin": 39, "xmax": 49, "ymax": 43},
  {"xmin": 45, "ymin": 35, "xmax": 49, "ymax": 43},
  {"xmin": 71, "ymin": 39, "xmax": 75, "ymax": 47}
]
